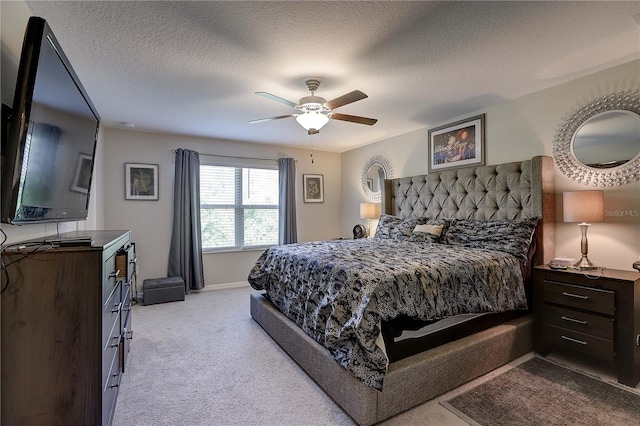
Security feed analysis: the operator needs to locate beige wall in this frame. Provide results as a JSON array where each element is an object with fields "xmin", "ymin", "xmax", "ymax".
[
  {"xmin": 342, "ymin": 59, "xmax": 640, "ymax": 272},
  {"xmin": 102, "ymin": 128, "xmax": 341, "ymax": 288}
]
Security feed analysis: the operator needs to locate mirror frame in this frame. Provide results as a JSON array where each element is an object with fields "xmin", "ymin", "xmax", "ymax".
[
  {"xmin": 362, "ymin": 155, "xmax": 393, "ymax": 202},
  {"xmin": 553, "ymin": 91, "xmax": 640, "ymax": 187}
]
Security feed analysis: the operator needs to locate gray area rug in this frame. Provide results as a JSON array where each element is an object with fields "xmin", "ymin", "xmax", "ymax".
[{"xmin": 442, "ymin": 356, "xmax": 640, "ymax": 426}]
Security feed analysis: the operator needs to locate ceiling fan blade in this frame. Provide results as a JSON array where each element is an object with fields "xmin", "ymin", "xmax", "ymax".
[
  {"xmin": 248, "ymin": 114, "xmax": 295, "ymax": 124},
  {"xmin": 324, "ymin": 90, "xmax": 368, "ymax": 110},
  {"xmin": 255, "ymin": 92, "xmax": 297, "ymax": 108},
  {"xmin": 330, "ymin": 113, "xmax": 377, "ymax": 126}
]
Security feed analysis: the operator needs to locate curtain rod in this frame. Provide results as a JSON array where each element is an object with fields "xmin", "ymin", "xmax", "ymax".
[{"xmin": 171, "ymin": 150, "xmax": 295, "ymax": 162}]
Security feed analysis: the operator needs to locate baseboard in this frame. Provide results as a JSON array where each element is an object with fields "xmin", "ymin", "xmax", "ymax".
[
  {"xmin": 137, "ymin": 281, "xmax": 248, "ymax": 299},
  {"xmin": 201, "ymin": 281, "xmax": 250, "ymax": 291}
]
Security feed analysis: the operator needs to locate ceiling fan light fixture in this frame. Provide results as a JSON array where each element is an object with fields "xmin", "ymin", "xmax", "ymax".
[
  {"xmin": 296, "ymin": 111, "xmax": 329, "ymax": 132},
  {"xmin": 252, "ymin": 79, "xmax": 376, "ymax": 133}
]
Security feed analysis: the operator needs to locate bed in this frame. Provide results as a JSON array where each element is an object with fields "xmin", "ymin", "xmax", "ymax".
[{"xmin": 249, "ymin": 156, "xmax": 555, "ymax": 425}]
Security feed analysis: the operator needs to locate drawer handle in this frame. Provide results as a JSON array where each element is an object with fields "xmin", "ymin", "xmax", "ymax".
[
  {"xmin": 561, "ymin": 316, "xmax": 588, "ymax": 325},
  {"xmin": 561, "ymin": 335, "xmax": 587, "ymax": 345},
  {"xmin": 109, "ymin": 269, "xmax": 121, "ymax": 278},
  {"xmin": 110, "ymin": 334, "xmax": 121, "ymax": 348},
  {"xmin": 561, "ymin": 292, "xmax": 589, "ymax": 300}
]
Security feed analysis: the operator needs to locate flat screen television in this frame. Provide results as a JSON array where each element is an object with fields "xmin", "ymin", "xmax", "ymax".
[{"xmin": 1, "ymin": 16, "xmax": 100, "ymax": 225}]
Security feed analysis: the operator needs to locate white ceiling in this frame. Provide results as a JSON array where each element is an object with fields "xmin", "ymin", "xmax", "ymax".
[{"xmin": 25, "ymin": 1, "xmax": 640, "ymax": 153}]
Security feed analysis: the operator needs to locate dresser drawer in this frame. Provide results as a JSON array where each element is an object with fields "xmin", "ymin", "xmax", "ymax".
[
  {"xmin": 543, "ymin": 324, "xmax": 614, "ymax": 362},
  {"xmin": 102, "ymin": 332, "xmax": 119, "ymax": 402},
  {"xmin": 102, "ymin": 348, "xmax": 121, "ymax": 426},
  {"xmin": 103, "ymin": 252, "xmax": 120, "ymax": 302},
  {"xmin": 122, "ymin": 280, "xmax": 132, "ymax": 317},
  {"xmin": 543, "ymin": 281, "xmax": 615, "ymax": 315},
  {"xmin": 126, "ymin": 243, "xmax": 137, "ymax": 283},
  {"xmin": 102, "ymin": 283, "xmax": 121, "ymax": 348},
  {"xmin": 116, "ymin": 243, "xmax": 136, "ymax": 283},
  {"xmin": 543, "ymin": 305, "xmax": 614, "ymax": 340}
]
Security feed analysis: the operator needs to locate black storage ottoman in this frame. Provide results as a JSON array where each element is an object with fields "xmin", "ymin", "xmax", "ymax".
[{"xmin": 143, "ymin": 276, "xmax": 185, "ymax": 305}]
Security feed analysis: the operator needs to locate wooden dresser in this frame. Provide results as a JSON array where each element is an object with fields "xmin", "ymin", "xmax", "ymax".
[
  {"xmin": 533, "ymin": 265, "xmax": 640, "ymax": 387},
  {"xmin": 1, "ymin": 230, "xmax": 135, "ymax": 425}
]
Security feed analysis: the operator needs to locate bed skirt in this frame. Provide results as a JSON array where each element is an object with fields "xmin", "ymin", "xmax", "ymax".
[{"xmin": 250, "ymin": 292, "xmax": 533, "ymax": 425}]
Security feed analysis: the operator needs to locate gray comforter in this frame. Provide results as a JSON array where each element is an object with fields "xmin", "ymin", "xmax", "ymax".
[{"xmin": 248, "ymin": 238, "xmax": 527, "ymax": 390}]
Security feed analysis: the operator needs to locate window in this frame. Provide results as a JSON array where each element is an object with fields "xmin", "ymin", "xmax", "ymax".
[{"xmin": 200, "ymin": 160, "xmax": 279, "ymax": 251}]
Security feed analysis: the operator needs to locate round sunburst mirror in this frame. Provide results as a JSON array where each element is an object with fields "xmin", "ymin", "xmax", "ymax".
[
  {"xmin": 553, "ymin": 91, "xmax": 640, "ymax": 187},
  {"xmin": 362, "ymin": 155, "xmax": 393, "ymax": 202}
]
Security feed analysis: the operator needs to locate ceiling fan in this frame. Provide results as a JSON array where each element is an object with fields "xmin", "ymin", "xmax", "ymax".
[{"xmin": 249, "ymin": 79, "xmax": 377, "ymax": 135}]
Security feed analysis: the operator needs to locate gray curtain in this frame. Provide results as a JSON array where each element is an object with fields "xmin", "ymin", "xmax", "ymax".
[
  {"xmin": 168, "ymin": 148, "xmax": 204, "ymax": 292},
  {"xmin": 278, "ymin": 157, "xmax": 297, "ymax": 244}
]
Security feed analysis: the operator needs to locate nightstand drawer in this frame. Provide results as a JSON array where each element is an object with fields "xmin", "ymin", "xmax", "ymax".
[
  {"xmin": 543, "ymin": 281, "xmax": 614, "ymax": 315},
  {"xmin": 543, "ymin": 324, "xmax": 614, "ymax": 362},
  {"xmin": 543, "ymin": 305, "xmax": 614, "ymax": 340}
]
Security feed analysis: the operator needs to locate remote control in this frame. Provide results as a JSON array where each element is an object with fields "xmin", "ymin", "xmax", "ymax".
[{"xmin": 43, "ymin": 235, "xmax": 93, "ymax": 243}]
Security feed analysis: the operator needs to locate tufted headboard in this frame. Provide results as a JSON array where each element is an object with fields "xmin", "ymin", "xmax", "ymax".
[{"xmin": 382, "ymin": 156, "xmax": 555, "ymax": 266}]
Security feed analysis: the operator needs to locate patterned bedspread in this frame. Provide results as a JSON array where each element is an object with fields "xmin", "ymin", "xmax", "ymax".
[{"xmin": 248, "ymin": 238, "xmax": 527, "ymax": 390}]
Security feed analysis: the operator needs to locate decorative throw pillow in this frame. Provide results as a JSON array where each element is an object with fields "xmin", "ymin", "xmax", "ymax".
[
  {"xmin": 413, "ymin": 224, "xmax": 444, "ymax": 236},
  {"xmin": 409, "ymin": 219, "xmax": 450, "ymax": 243},
  {"xmin": 442, "ymin": 217, "xmax": 539, "ymax": 262}
]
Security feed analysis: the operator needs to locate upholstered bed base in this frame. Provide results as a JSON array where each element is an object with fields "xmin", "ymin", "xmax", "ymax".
[
  {"xmin": 250, "ymin": 156, "xmax": 554, "ymax": 425},
  {"xmin": 251, "ymin": 292, "xmax": 533, "ymax": 425}
]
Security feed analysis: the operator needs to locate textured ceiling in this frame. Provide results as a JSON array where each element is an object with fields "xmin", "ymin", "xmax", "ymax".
[{"xmin": 24, "ymin": 1, "xmax": 640, "ymax": 153}]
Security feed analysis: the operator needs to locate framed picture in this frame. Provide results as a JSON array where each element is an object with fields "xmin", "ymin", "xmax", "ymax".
[
  {"xmin": 125, "ymin": 163, "xmax": 159, "ymax": 200},
  {"xmin": 303, "ymin": 174, "xmax": 324, "ymax": 203},
  {"xmin": 70, "ymin": 153, "xmax": 93, "ymax": 193},
  {"xmin": 428, "ymin": 114, "xmax": 485, "ymax": 172}
]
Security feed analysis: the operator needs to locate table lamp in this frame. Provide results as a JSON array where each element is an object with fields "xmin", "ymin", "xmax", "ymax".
[
  {"xmin": 360, "ymin": 202, "xmax": 381, "ymax": 237},
  {"xmin": 563, "ymin": 190, "xmax": 604, "ymax": 270}
]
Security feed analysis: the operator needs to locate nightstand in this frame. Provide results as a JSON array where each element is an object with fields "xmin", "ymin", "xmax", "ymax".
[{"xmin": 533, "ymin": 265, "xmax": 640, "ymax": 387}]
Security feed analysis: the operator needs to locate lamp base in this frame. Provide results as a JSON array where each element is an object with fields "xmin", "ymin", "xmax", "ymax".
[{"xmin": 574, "ymin": 255, "xmax": 598, "ymax": 270}]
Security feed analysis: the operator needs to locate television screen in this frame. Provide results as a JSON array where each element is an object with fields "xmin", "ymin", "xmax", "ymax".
[{"xmin": 1, "ymin": 17, "xmax": 100, "ymax": 224}]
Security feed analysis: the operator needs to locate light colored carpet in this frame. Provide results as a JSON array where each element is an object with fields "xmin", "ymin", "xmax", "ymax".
[{"xmin": 112, "ymin": 286, "xmax": 467, "ymax": 426}]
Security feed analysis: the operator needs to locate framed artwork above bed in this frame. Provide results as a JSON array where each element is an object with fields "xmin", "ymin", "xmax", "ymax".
[{"xmin": 428, "ymin": 114, "xmax": 485, "ymax": 172}]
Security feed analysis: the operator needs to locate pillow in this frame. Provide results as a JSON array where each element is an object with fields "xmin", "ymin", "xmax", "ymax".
[
  {"xmin": 441, "ymin": 217, "xmax": 539, "ymax": 262},
  {"xmin": 413, "ymin": 224, "xmax": 444, "ymax": 236},
  {"xmin": 409, "ymin": 219, "xmax": 450, "ymax": 243},
  {"xmin": 374, "ymin": 215, "xmax": 416, "ymax": 240}
]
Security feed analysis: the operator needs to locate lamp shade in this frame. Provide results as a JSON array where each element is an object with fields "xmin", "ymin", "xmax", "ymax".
[
  {"xmin": 360, "ymin": 202, "xmax": 381, "ymax": 220},
  {"xmin": 295, "ymin": 111, "xmax": 329, "ymax": 131},
  {"xmin": 563, "ymin": 191, "xmax": 604, "ymax": 223}
]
